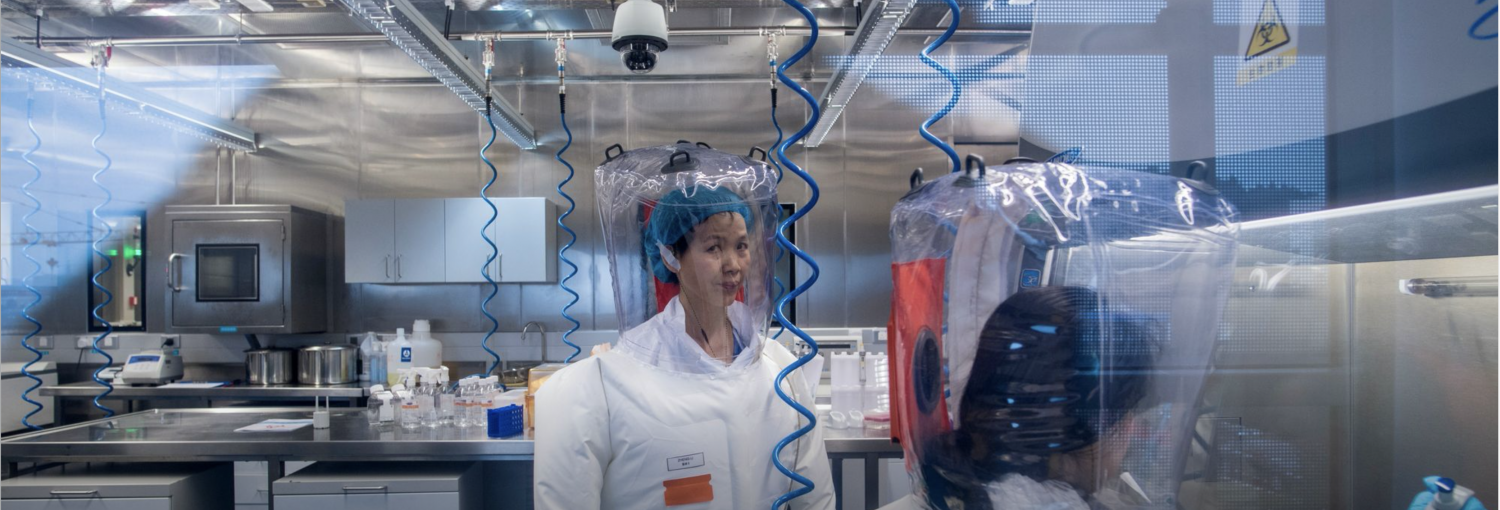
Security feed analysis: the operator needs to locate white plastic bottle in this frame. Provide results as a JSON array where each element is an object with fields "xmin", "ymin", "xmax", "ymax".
[
  {"xmin": 365, "ymin": 384, "xmax": 387, "ymax": 425},
  {"xmin": 410, "ymin": 320, "xmax": 443, "ymax": 369},
  {"xmin": 358, "ymin": 332, "xmax": 378, "ymax": 382},
  {"xmin": 387, "ymin": 328, "xmax": 413, "ymax": 386},
  {"xmin": 376, "ymin": 391, "xmax": 395, "ymax": 424}
]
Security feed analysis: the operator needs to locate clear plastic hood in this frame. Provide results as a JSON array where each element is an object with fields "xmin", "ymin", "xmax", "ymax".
[
  {"xmin": 890, "ymin": 161, "xmax": 1239, "ymax": 509},
  {"xmin": 595, "ymin": 142, "xmax": 782, "ymax": 375}
]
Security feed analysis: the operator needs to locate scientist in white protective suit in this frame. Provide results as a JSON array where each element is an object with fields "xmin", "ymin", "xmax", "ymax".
[{"xmin": 534, "ymin": 144, "xmax": 834, "ymax": 510}]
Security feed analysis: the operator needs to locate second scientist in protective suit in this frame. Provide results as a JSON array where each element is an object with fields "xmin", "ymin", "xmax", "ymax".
[{"xmin": 534, "ymin": 179, "xmax": 835, "ymax": 509}]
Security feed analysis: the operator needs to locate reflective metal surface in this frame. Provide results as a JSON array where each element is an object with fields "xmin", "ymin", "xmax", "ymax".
[
  {"xmin": 0, "ymin": 407, "xmax": 534, "ymax": 462},
  {"xmin": 162, "ymin": 205, "xmax": 329, "ymax": 334},
  {"xmin": 39, "ymin": 381, "xmax": 365, "ymax": 399},
  {"xmin": 0, "ymin": 407, "xmax": 897, "ymax": 462},
  {"xmin": 245, "ymin": 347, "xmax": 297, "ymax": 385},
  {"xmin": 297, "ymin": 345, "xmax": 357, "ymax": 385},
  {"xmin": 0, "ymin": 2, "xmax": 1015, "ymax": 338}
]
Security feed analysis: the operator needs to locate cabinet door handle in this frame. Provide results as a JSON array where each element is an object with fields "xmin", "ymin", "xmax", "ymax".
[
  {"xmin": 395, "ymin": 255, "xmax": 403, "ymax": 280},
  {"xmin": 384, "ymin": 254, "xmax": 391, "ymax": 279},
  {"xmin": 165, "ymin": 253, "xmax": 185, "ymax": 292},
  {"xmin": 50, "ymin": 490, "xmax": 99, "ymax": 496},
  {"xmin": 342, "ymin": 485, "xmax": 388, "ymax": 491}
]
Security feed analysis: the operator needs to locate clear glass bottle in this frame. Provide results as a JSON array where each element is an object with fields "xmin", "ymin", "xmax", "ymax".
[
  {"xmin": 466, "ymin": 378, "xmax": 491, "ymax": 428},
  {"xmin": 398, "ymin": 389, "xmax": 421, "ymax": 431},
  {"xmin": 452, "ymin": 380, "xmax": 470, "ymax": 428},
  {"xmin": 438, "ymin": 375, "xmax": 456, "ymax": 427},
  {"xmin": 419, "ymin": 378, "xmax": 440, "ymax": 429}
]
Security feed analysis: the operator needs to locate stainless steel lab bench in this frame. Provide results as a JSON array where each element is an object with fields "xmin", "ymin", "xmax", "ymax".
[
  {"xmin": 38, "ymin": 382, "xmax": 367, "ymax": 425},
  {"xmin": 2, "ymin": 407, "xmax": 903, "ymax": 509}
]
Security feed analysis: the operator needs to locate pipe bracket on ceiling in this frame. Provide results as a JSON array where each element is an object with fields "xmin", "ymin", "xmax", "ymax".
[{"xmin": 338, "ymin": 0, "xmax": 538, "ymax": 149}]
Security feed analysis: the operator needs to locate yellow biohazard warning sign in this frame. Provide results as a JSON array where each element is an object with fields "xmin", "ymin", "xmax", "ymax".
[
  {"xmin": 1244, "ymin": 0, "xmax": 1290, "ymax": 59},
  {"xmin": 1236, "ymin": 0, "xmax": 1298, "ymax": 85}
]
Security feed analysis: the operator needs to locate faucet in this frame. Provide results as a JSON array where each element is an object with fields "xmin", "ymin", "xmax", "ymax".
[{"xmin": 522, "ymin": 321, "xmax": 548, "ymax": 363}]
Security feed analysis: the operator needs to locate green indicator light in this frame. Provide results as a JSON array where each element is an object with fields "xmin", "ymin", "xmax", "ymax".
[
  {"xmin": 108, "ymin": 249, "xmax": 119, "ymax": 257},
  {"xmin": 134, "ymin": 248, "xmax": 144, "ymax": 257}
]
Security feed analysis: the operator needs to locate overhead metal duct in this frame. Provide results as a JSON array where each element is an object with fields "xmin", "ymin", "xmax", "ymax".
[
  {"xmin": 0, "ymin": 39, "xmax": 259, "ymax": 152},
  {"xmin": 338, "ymin": 0, "xmax": 537, "ymax": 149}
]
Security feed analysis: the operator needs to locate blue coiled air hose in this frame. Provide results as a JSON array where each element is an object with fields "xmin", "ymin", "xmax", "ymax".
[
  {"xmin": 20, "ymin": 88, "xmax": 47, "ymax": 430},
  {"xmin": 89, "ymin": 63, "xmax": 116, "ymax": 418},
  {"xmin": 768, "ymin": 63, "xmax": 787, "ymax": 341},
  {"xmin": 555, "ymin": 63, "xmax": 583, "ymax": 363},
  {"xmin": 770, "ymin": 2, "xmax": 822, "ymax": 507},
  {"xmin": 920, "ymin": 0, "xmax": 962, "ymax": 173},
  {"xmin": 480, "ymin": 98, "xmax": 505, "ymax": 380}
]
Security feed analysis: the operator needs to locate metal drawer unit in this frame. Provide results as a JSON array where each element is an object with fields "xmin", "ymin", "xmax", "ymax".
[
  {"xmin": 234, "ymin": 461, "xmax": 315, "ymax": 509},
  {"xmin": 272, "ymin": 462, "xmax": 480, "ymax": 510},
  {"xmin": 1, "ymin": 463, "xmax": 231, "ymax": 510}
]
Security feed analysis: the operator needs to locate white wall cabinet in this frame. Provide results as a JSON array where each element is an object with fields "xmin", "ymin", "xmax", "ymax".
[
  {"xmin": 393, "ymin": 199, "xmax": 447, "ymax": 283},
  {"xmin": 344, "ymin": 199, "xmax": 448, "ymax": 284},
  {"xmin": 346, "ymin": 198, "xmax": 555, "ymax": 284},
  {"xmin": 344, "ymin": 199, "xmax": 397, "ymax": 283},
  {"xmin": 443, "ymin": 198, "xmax": 500, "ymax": 283},
  {"xmin": 493, "ymin": 197, "xmax": 558, "ymax": 283}
]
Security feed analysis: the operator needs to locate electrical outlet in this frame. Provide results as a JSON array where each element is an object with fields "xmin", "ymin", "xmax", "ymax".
[
  {"xmin": 33, "ymin": 336, "xmax": 52, "ymax": 350},
  {"xmin": 76, "ymin": 335, "xmax": 119, "ymax": 350},
  {"xmin": 161, "ymin": 335, "xmax": 182, "ymax": 349}
]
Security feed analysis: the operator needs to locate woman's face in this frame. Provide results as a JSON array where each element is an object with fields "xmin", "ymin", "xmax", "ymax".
[{"xmin": 670, "ymin": 212, "xmax": 750, "ymax": 309}]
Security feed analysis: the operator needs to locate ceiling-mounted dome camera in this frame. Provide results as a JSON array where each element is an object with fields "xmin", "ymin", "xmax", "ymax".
[{"xmin": 611, "ymin": 0, "xmax": 668, "ymax": 74}]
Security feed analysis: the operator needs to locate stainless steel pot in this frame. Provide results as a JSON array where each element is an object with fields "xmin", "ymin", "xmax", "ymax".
[
  {"xmin": 298, "ymin": 345, "xmax": 357, "ymax": 386},
  {"xmin": 245, "ymin": 348, "xmax": 296, "ymax": 386}
]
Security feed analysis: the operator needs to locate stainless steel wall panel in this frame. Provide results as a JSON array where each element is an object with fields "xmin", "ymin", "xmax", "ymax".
[
  {"xmin": 233, "ymin": 87, "xmax": 362, "ymax": 213},
  {"xmin": 1351, "ymin": 255, "xmax": 1497, "ymax": 509},
  {"xmin": 349, "ymin": 283, "xmax": 493, "ymax": 333},
  {"xmin": 825, "ymin": 80, "xmax": 937, "ymax": 327},
  {"xmin": 1190, "ymin": 259, "xmax": 1353, "ymax": 510},
  {"xmin": 357, "ymin": 86, "xmax": 480, "ymax": 198},
  {"xmin": 582, "ymin": 82, "xmax": 628, "ymax": 333}
]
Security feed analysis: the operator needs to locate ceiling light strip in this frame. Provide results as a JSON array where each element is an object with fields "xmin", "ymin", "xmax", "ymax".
[{"xmin": 803, "ymin": 0, "xmax": 917, "ymax": 148}]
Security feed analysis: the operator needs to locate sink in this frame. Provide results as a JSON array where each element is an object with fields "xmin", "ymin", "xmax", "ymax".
[{"xmin": 499, "ymin": 361, "xmax": 543, "ymax": 387}]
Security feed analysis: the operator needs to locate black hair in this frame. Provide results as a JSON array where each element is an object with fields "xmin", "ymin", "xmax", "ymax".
[{"xmin": 918, "ymin": 285, "xmax": 1162, "ymax": 509}]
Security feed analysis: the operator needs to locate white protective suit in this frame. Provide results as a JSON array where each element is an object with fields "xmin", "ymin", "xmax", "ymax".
[{"xmin": 534, "ymin": 296, "xmax": 836, "ymax": 510}]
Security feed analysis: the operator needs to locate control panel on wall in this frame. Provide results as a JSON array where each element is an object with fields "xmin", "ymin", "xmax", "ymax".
[{"xmin": 344, "ymin": 198, "xmax": 557, "ymax": 284}]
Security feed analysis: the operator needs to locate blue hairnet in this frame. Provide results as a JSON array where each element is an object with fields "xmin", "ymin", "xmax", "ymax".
[{"xmin": 645, "ymin": 186, "xmax": 753, "ymax": 284}]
